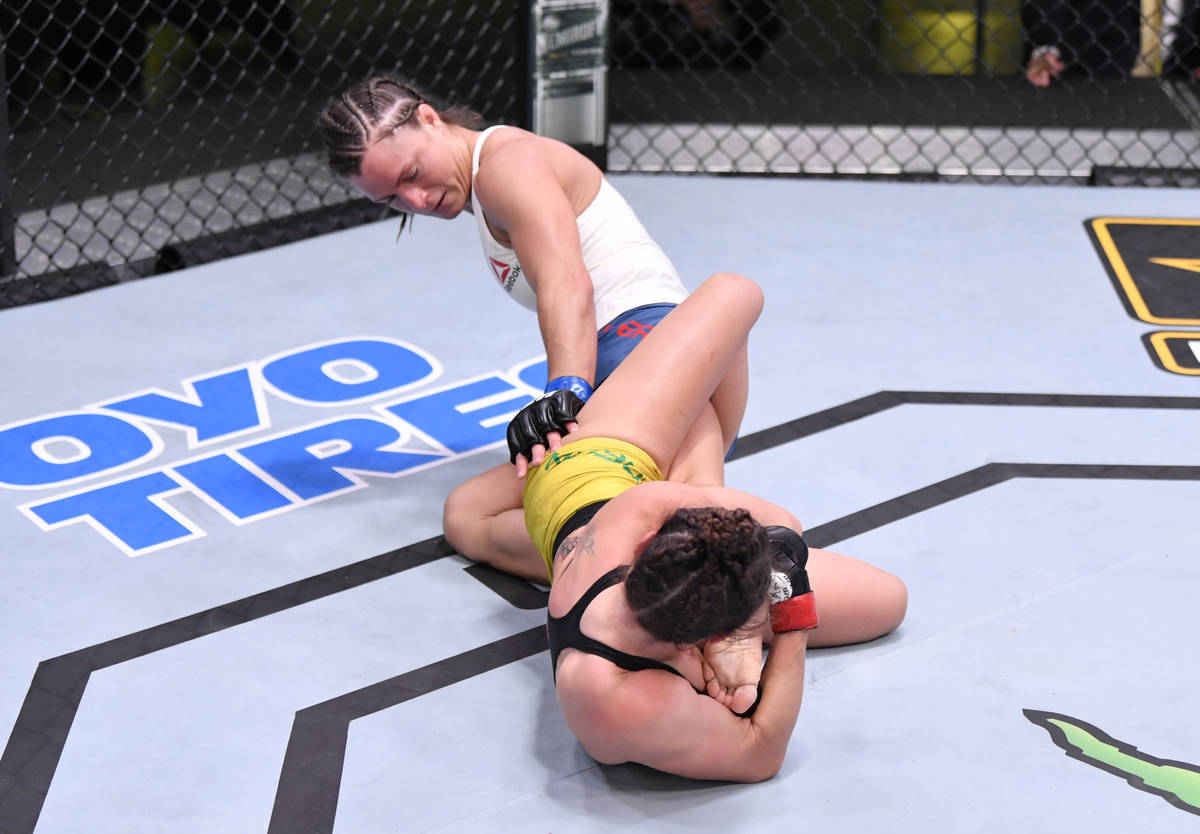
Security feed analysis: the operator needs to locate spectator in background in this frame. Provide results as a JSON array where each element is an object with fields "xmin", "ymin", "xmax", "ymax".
[{"xmin": 1024, "ymin": 0, "xmax": 1200, "ymax": 86}]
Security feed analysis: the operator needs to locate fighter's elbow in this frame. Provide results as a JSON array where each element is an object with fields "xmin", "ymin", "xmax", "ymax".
[{"xmin": 749, "ymin": 742, "xmax": 789, "ymax": 782}]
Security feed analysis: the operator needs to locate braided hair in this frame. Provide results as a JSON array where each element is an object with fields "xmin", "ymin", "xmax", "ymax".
[
  {"xmin": 625, "ymin": 507, "xmax": 771, "ymax": 646},
  {"xmin": 317, "ymin": 76, "xmax": 483, "ymax": 232}
]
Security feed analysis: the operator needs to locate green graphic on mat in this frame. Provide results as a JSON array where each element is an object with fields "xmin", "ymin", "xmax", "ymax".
[{"xmin": 1024, "ymin": 709, "xmax": 1200, "ymax": 816}]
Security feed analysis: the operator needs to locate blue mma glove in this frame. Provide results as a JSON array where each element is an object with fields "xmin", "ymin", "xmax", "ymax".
[
  {"xmin": 506, "ymin": 387, "xmax": 586, "ymax": 464},
  {"xmin": 544, "ymin": 375, "xmax": 593, "ymax": 400}
]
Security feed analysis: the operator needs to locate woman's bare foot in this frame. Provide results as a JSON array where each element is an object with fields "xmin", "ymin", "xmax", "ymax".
[{"xmin": 701, "ymin": 629, "xmax": 765, "ymax": 714}]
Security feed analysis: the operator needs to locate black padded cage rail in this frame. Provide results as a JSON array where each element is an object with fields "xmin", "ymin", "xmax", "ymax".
[{"xmin": 1, "ymin": 0, "xmax": 1198, "ymax": 308}]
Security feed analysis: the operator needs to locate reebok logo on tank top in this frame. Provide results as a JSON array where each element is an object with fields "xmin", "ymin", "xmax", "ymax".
[{"xmin": 489, "ymin": 256, "xmax": 523, "ymax": 294}]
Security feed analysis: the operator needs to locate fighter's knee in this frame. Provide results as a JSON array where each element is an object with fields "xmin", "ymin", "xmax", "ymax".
[
  {"xmin": 441, "ymin": 485, "xmax": 473, "ymax": 546},
  {"xmin": 879, "ymin": 572, "xmax": 909, "ymax": 634},
  {"xmin": 710, "ymin": 272, "xmax": 764, "ymax": 313}
]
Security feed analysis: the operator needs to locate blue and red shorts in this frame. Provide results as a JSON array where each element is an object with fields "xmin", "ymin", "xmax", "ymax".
[
  {"xmin": 594, "ymin": 303, "xmax": 677, "ymax": 385},
  {"xmin": 596, "ymin": 302, "xmax": 738, "ymax": 459}
]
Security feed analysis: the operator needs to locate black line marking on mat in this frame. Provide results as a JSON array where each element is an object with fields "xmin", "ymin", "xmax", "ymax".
[
  {"xmin": 268, "ymin": 626, "xmax": 548, "ymax": 834},
  {"xmin": 0, "ymin": 536, "xmax": 453, "ymax": 833},
  {"xmin": 727, "ymin": 390, "xmax": 1200, "ymax": 461},
  {"xmin": 806, "ymin": 462, "xmax": 1200, "ymax": 548},
  {"xmin": 4, "ymin": 391, "xmax": 1200, "ymax": 833},
  {"xmin": 266, "ymin": 462, "xmax": 1200, "ymax": 834},
  {"xmin": 462, "ymin": 563, "xmax": 550, "ymax": 610}
]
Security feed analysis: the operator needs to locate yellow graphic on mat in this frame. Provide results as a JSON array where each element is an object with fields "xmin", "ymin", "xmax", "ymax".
[
  {"xmin": 1024, "ymin": 709, "xmax": 1200, "ymax": 816},
  {"xmin": 1086, "ymin": 217, "xmax": 1200, "ymax": 326},
  {"xmin": 1148, "ymin": 257, "xmax": 1200, "ymax": 276},
  {"xmin": 1143, "ymin": 331, "xmax": 1200, "ymax": 376}
]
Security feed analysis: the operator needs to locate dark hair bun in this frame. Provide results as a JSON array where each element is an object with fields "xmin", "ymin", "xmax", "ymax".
[{"xmin": 625, "ymin": 506, "xmax": 770, "ymax": 644}]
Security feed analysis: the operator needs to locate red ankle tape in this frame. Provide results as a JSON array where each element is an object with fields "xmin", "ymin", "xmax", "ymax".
[{"xmin": 770, "ymin": 592, "xmax": 818, "ymax": 632}]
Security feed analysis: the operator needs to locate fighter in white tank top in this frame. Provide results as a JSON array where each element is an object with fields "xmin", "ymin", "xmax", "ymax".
[{"xmin": 470, "ymin": 125, "xmax": 687, "ymax": 328}]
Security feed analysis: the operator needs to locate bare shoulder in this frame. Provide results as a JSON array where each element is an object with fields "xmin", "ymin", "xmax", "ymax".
[
  {"xmin": 606, "ymin": 481, "xmax": 775, "ymax": 518},
  {"xmin": 606, "ymin": 479, "xmax": 702, "ymax": 507},
  {"xmin": 475, "ymin": 128, "xmax": 557, "ymax": 183},
  {"xmin": 598, "ymin": 482, "xmax": 805, "ymax": 540},
  {"xmin": 558, "ymin": 656, "xmax": 775, "ymax": 781},
  {"xmin": 556, "ymin": 654, "xmax": 697, "ymax": 764},
  {"xmin": 682, "ymin": 484, "xmax": 806, "ymax": 532},
  {"xmin": 589, "ymin": 481, "xmax": 701, "ymax": 537},
  {"xmin": 476, "ymin": 129, "xmax": 599, "ymax": 209}
]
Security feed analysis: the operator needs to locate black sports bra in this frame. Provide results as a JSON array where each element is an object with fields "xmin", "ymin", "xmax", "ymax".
[
  {"xmin": 547, "ymin": 566, "xmax": 696, "ymax": 686},
  {"xmin": 546, "ymin": 565, "xmax": 764, "ymax": 717}
]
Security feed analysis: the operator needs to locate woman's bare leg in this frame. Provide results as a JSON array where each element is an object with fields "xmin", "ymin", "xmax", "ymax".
[
  {"xmin": 710, "ymin": 341, "xmax": 748, "ymax": 454},
  {"xmin": 570, "ymin": 272, "xmax": 763, "ymax": 470},
  {"xmin": 616, "ymin": 305, "xmax": 755, "ymax": 707},
  {"xmin": 648, "ymin": 303, "xmax": 748, "ymax": 455},
  {"xmin": 789, "ymin": 548, "xmax": 908, "ymax": 648},
  {"xmin": 443, "ymin": 464, "xmax": 549, "ymax": 583},
  {"xmin": 447, "ymin": 277, "xmax": 753, "ymax": 581},
  {"xmin": 663, "ymin": 401, "xmax": 726, "ymax": 486}
]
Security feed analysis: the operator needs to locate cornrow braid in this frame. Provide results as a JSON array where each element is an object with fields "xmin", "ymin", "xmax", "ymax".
[
  {"xmin": 317, "ymin": 76, "xmax": 483, "ymax": 177},
  {"xmin": 625, "ymin": 507, "xmax": 771, "ymax": 646},
  {"xmin": 318, "ymin": 77, "xmax": 426, "ymax": 177},
  {"xmin": 317, "ymin": 76, "xmax": 484, "ymax": 236}
]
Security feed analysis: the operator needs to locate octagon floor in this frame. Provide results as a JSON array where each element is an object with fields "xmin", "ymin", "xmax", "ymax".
[{"xmin": 2, "ymin": 176, "xmax": 1199, "ymax": 833}]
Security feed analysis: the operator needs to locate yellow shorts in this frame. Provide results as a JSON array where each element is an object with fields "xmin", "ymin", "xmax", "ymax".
[{"xmin": 523, "ymin": 436, "xmax": 664, "ymax": 580}]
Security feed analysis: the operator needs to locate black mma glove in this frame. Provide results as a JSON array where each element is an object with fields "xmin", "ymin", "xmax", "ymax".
[
  {"xmin": 764, "ymin": 525, "xmax": 818, "ymax": 633},
  {"xmin": 505, "ymin": 388, "xmax": 585, "ymax": 464}
]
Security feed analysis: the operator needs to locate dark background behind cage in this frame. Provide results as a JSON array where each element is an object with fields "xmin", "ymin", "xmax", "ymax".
[{"xmin": 2, "ymin": 0, "xmax": 1198, "ymax": 308}]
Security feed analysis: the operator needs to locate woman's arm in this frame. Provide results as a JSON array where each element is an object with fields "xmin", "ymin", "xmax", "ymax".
[
  {"xmin": 473, "ymin": 136, "xmax": 599, "ymax": 386},
  {"xmin": 580, "ymin": 631, "xmax": 809, "ymax": 782}
]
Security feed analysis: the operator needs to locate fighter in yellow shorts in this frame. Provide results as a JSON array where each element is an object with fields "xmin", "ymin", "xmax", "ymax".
[
  {"xmin": 505, "ymin": 273, "xmax": 908, "ymax": 781},
  {"xmin": 522, "ymin": 437, "xmax": 664, "ymax": 580}
]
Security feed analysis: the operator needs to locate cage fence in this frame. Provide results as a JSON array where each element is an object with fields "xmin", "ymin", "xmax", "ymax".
[{"xmin": 1, "ymin": 0, "xmax": 1197, "ymax": 307}]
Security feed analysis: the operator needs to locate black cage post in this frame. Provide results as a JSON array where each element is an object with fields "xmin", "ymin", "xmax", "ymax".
[
  {"xmin": 527, "ymin": 0, "xmax": 609, "ymax": 170},
  {"xmin": 0, "ymin": 36, "xmax": 15, "ymax": 279},
  {"xmin": 974, "ymin": 0, "xmax": 987, "ymax": 72}
]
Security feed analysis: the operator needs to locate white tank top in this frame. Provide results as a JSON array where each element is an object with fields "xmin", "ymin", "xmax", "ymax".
[{"xmin": 470, "ymin": 126, "xmax": 687, "ymax": 328}]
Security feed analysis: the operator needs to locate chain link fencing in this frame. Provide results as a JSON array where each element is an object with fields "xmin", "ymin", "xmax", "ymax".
[{"xmin": 2, "ymin": 0, "xmax": 1198, "ymax": 308}]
